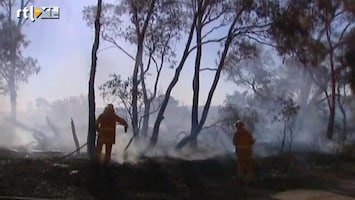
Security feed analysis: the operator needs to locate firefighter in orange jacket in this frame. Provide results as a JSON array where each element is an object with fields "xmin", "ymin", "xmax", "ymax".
[
  {"xmin": 233, "ymin": 120, "xmax": 255, "ymax": 181},
  {"xmin": 96, "ymin": 104, "xmax": 128, "ymax": 164}
]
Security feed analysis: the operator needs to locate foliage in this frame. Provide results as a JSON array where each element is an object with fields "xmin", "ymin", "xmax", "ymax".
[
  {"xmin": 0, "ymin": 1, "xmax": 40, "ymax": 121},
  {"xmin": 269, "ymin": 0, "xmax": 355, "ymax": 139},
  {"xmin": 224, "ymin": 44, "xmax": 276, "ymax": 101},
  {"xmin": 344, "ymin": 28, "xmax": 355, "ymax": 94},
  {"xmin": 272, "ymin": 95, "xmax": 300, "ymax": 153},
  {"xmin": 99, "ymin": 74, "xmax": 143, "ymax": 119},
  {"xmin": 83, "ymin": 0, "xmax": 182, "ymax": 64},
  {"xmin": 0, "ymin": 20, "xmax": 40, "ymax": 89},
  {"xmin": 218, "ymin": 94, "xmax": 259, "ymax": 134},
  {"xmin": 84, "ymin": 0, "xmax": 184, "ymax": 142}
]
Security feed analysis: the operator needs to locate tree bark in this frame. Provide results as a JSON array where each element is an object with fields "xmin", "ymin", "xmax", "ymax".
[
  {"xmin": 325, "ymin": 20, "xmax": 336, "ymax": 140},
  {"xmin": 131, "ymin": 0, "xmax": 156, "ymax": 142},
  {"xmin": 87, "ymin": 0, "xmax": 102, "ymax": 161},
  {"xmin": 71, "ymin": 118, "xmax": 80, "ymax": 154},
  {"xmin": 141, "ymin": 103, "xmax": 150, "ymax": 138},
  {"xmin": 190, "ymin": 2, "xmax": 204, "ymax": 149},
  {"xmin": 337, "ymin": 83, "xmax": 347, "ymax": 141},
  {"xmin": 176, "ymin": 16, "xmax": 238, "ymax": 150},
  {"xmin": 147, "ymin": 13, "xmax": 198, "ymax": 150},
  {"xmin": 8, "ymin": 76, "xmax": 17, "ymax": 121},
  {"xmin": 131, "ymin": 42, "xmax": 143, "ymax": 142}
]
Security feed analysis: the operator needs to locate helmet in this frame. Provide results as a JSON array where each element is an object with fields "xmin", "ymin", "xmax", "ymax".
[
  {"xmin": 105, "ymin": 104, "xmax": 115, "ymax": 113},
  {"xmin": 234, "ymin": 120, "xmax": 244, "ymax": 127}
]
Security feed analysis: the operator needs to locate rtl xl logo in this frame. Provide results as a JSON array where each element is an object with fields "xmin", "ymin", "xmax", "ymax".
[{"xmin": 17, "ymin": 6, "xmax": 60, "ymax": 22}]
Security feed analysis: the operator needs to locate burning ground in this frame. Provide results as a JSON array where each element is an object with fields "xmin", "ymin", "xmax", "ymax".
[{"xmin": 0, "ymin": 149, "xmax": 355, "ymax": 200}]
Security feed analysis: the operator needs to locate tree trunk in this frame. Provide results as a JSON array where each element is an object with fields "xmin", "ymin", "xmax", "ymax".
[
  {"xmin": 131, "ymin": 0, "xmax": 156, "ymax": 143},
  {"xmin": 190, "ymin": 6, "xmax": 204, "ymax": 150},
  {"xmin": 71, "ymin": 118, "xmax": 80, "ymax": 154},
  {"xmin": 175, "ymin": 17, "xmax": 237, "ymax": 150},
  {"xmin": 299, "ymin": 67, "xmax": 312, "ymax": 107},
  {"xmin": 280, "ymin": 121, "xmax": 287, "ymax": 155},
  {"xmin": 147, "ymin": 13, "xmax": 198, "ymax": 150},
  {"xmin": 351, "ymin": 63, "xmax": 355, "ymax": 95},
  {"xmin": 8, "ymin": 77, "xmax": 17, "ymax": 121},
  {"xmin": 87, "ymin": 0, "xmax": 102, "ymax": 161},
  {"xmin": 9, "ymin": 27, "xmax": 17, "ymax": 122},
  {"xmin": 337, "ymin": 83, "xmax": 347, "ymax": 141},
  {"xmin": 131, "ymin": 43, "xmax": 143, "ymax": 142},
  {"xmin": 141, "ymin": 103, "xmax": 150, "ymax": 138},
  {"xmin": 326, "ymin": 60, "xmax": 336, "ymax": 140},
  {"xmin": 325, "ymin": 19, "xmax": 336, "ymax": 140}
]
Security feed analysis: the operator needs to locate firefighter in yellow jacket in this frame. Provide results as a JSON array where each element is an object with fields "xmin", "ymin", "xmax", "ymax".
[
  {"xmin": 233, "ymin": 120, "xmax": 255, "ymax": 181},
  {"xmin": 96, "ymin": 104, "xmax": 128, "ymax": 164}
]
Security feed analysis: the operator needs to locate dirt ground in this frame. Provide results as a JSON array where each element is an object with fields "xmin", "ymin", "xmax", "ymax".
[{"xmin": 0, "ymin": 148, "xmax": 354, "ymax": 200}]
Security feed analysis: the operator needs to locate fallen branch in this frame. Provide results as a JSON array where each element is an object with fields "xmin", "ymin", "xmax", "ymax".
[
  {"xmin": 4, "ymin": 116, "xmax": 45, "ymax": 135},
  {"xmin": 4, "ymin": 117, "xmax": 49, "ymax": 149},
  {"xmin": 70, "ymin": 118, "xmax": 80, "ymax": 154},
  {"xmin": 57, "ymin": 142, "xmax": 87, "ymax": 160}
]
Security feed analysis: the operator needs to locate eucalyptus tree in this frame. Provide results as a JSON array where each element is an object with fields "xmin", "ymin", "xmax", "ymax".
[
  {"xmin": 173, "ymin": 0, "xmax": 279, "ymax": 150},
  {"xmin": 84, "ymin": 0, "xmax": 183, "ymax": 142},
  {"xmin": 270, "ymin": 0, "xmax": 355, "ymax": 139},
  {"xmin": 0, "ymin": 0, "xmax": 40, "ymax": 121},
  {"xmin": 87, "ymin": 0, "xmax": 102, "ymax": 160}
]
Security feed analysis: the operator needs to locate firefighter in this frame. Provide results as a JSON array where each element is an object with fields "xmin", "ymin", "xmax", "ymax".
[
  {"xmin": 233, "ymin": 120, "xmax": 255, "ymax": 182},
  {"xmin": 96, "ymin": 104, "xmax": 128, "ymax": 164}
]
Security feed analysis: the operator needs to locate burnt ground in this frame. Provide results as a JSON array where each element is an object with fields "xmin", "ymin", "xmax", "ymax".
[{"xmin": 0, "ymin": 149, "xmax": 355, "ymax": 200}]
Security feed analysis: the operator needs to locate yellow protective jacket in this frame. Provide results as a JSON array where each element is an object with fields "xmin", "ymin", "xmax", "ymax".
[
  {"xmin": 96, "ymin": 112, "xmax": 128, "ymax": 144},
  {"xmin": 233, "ymin": 126, "xmax": 255, "ymax": 148}
]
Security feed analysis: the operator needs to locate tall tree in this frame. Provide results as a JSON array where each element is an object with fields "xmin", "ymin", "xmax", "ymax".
[
  {"xmin": 84, "ymin": 0, "xmax": 181, "ymax": 143},
  {"xmin": 344, "ymin": 28, "xmax": 355, "ymax": 94},
  {"xmin": 147, "ymin": 2, "xmax": 199, "ymax": 149},
  {"xmin": 175, "ymin": 0, "xmax": 278, "ymax": 150},
  {"xmin": 87, "ymin": 0, "xmax": 102, "ymax": 161},
  {"xmin": 0, "ymin": 0, "xmax": 40, "ymax": 121},
  {"xmin": 270, "ymin": 0, "xmax": 355, "ymax": 139}
]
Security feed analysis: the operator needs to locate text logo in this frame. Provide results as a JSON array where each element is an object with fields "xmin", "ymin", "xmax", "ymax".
[{"xmin": 17, "ymin": 6, "xmax": 60, "ymax": 22}]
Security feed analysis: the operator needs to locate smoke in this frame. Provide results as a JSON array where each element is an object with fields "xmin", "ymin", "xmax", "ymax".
[
  {"xmin": 221, "ymin": 47, "xmax": 355, "ymax": 156},
  {"xmin": 0, "ymin": 93, "xmax": 235, "ymax": 162}
]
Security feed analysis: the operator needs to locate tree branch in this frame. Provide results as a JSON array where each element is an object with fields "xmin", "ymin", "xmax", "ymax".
[
  {"xmin": 101, "ymin": 33, "xmax": 135, "ymax": 60},
  {"xmin": 188, "ymin": 36, "xmax": 227, "ymax": 54},
  {"xmin": 201, "ymin": 22, "xmax": 228, "ymax": 40},
  {"xmin": 200, "ymin": 67, "xmax": 217, "ymax": 72}
]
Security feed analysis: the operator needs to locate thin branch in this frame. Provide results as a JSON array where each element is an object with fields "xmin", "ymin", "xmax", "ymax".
[
  {"xmin": 143, "ymin": 47, "xmax": 155, "ymax": 75},
  {"xmin": 337, "ymin": 21, "xmax": 351, "ymax": 45},
  {"xmin": 244, "ymin": 34, "xmax": 280, "ymax": 49},
  {"xmin": 101, "ymin": 33, "xmax": 135, "ymax": 60},
  {"xmin": 0, "ymin": 64, "xmax": 10, "ymax": 81},
  {"xmin": 333, "ymin": 9, "xmax": 345, "ymax": 21},
  {"xmin": 139, "ymin": 100, "xmax": 163, "ymax": 125},
  {"xmin": 236, "ymin": 69, "xmax": 266, "ymax": 99},
  {"xmin": 236, "ymin": 22, "xmax": 272, "ymax": 33},
  {"xmin": 201, "ymin": 121, "xmax": 219, "ymax": 131},
  {"xmin": 201, "ymin": 22, "xmax": 228, "ymax": 40},
  {"xmin": 200, "ymin": 67, "xmax": 217, "ymax": 72},
  {"xmin": 202, "ymin": 2, "xmax": 212, "ymax": 22},
  {"xmin": 151, "ymin": 54, "xmax": 163, "ymax": 99},
  {"xmin": 97, "ymin": 45, "xmax": 117, "ymax": 53},
  {"xmin": 203, "ymin": 9, "xmax": 225, "ymax": 27},
  {"xmin": 119, "ymin": 95, "xmax": 133, "ymax": 119},
  {"xmin": 188, "ymin": 36, "xmax": 227, "ymax": 54}
]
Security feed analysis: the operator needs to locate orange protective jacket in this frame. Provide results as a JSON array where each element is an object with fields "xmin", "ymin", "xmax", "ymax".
[
  {"xmin": 96, "ymin": 112, "xmax": 128, "ymax": 144},
  {"xmin": 233, "ymin": 126, "xmax": 255, "ymax": 148}
]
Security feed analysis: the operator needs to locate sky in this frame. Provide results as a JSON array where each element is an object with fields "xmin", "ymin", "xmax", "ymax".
[{"xmin": 0, "ymin": 0, "xmax": 237, "ymax": 113}]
